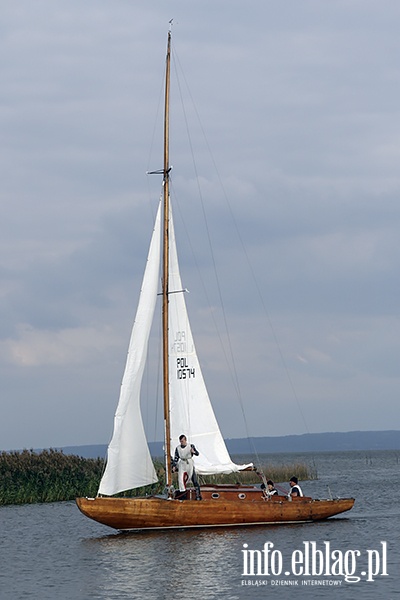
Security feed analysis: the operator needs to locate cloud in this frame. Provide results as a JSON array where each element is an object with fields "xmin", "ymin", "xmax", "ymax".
[
  {"xmin": 0, "ymin": 323, "xmax": 119, "ymax": 367},
  {"xmin": 1, "ymin": 0, "xmax": 400, "ymax": 449}
]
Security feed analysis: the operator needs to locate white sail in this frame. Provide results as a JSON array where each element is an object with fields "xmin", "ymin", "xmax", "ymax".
[
  {"xmin": 98, "ymin": 203, "xmax": 161, "ymax": 496},
  {"xmin": 168, "ymin": 203, "xmax": 253, "ymax": 475}
]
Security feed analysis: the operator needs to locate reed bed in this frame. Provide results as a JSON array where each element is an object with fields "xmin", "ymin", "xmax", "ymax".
[
  {"xmin": 0, "ymin": 449, "xmax": 103, "ymax": 506},
  {"xmin": 0, "ymin": 450, "xmax": 316, "ymax": 505}
]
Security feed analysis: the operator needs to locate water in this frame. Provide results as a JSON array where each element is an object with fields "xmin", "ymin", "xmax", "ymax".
[{"xmin": 2, "ymin": 450, "xmax": 399, "ymax": 599}]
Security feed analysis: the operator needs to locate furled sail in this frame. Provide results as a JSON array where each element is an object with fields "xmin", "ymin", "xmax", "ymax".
[
  {"xmin": 98, "ymin": 203, "xmax": 161, "ymax": 496},
  {"xmin": 168, "ymin": 202, "xmax": 253, "ymax": 475}
]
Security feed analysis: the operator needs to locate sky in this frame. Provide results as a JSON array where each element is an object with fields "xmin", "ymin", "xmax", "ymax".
[{"xmin": 1, "ymin": 1, "xmax": 400, "ymax": 451}]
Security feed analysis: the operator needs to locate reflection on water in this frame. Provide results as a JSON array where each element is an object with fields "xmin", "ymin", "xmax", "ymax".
[
  {"xmin": 82, "ymin": 527, "xmax": 245, "ymax": 599},
  {"xmin": 2, "ymin": 450, "xmax": 399, "ymax": 599}
]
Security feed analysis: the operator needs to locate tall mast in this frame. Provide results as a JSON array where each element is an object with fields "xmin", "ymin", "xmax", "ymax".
[{"xmin": 162, "ymin": 30, "xmax": 172, "ymax": 494}]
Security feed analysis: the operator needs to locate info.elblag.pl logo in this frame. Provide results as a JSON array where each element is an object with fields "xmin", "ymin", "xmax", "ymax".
[{"xmin": 241, "ymin": 541, "xmax": 388, "ymax": 585}]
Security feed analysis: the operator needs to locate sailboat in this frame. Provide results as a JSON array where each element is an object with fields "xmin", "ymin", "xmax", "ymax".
[{"xmin": 76, "ymin": 31, "xmax": 354, "ymax": 531}]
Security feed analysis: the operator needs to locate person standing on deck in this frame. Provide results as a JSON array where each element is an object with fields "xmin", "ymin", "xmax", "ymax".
[{"xmin": 172, "ymin": 434, "xmax": 202, "ymax": 500}]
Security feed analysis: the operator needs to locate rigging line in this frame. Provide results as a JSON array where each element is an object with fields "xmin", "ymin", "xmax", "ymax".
[
  {"xmin": 169, "ymin": 180, "xmax": 239, "ymax": 399},
  {"xmin": 173, "ymin": 46, "xmax": 309, "ymax": 437},
  {"xmin": 171, "ymin": 45, "xmax": 262, "ymax": 463},
  {"xmin": 169, "ymin": 175, "xmax": 254, "ymax": 482},
  {"xmin": 171, "ymin": 56, "xmax": 247, "ymax": 409},
  {"xmin": 142, "ymin": 67, "xmax": 164, "ymax": 446},
  {"xmin": 171, "ymin": 52, "xmax": 313, "ymax": 481}
]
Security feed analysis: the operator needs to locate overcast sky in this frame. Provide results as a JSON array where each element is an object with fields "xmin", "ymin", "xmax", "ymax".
[{"xmin": 1, "ymin": 1, "xmax": 400, "ymax": 451}]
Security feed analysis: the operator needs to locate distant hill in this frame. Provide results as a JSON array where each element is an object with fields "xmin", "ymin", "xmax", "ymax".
[{"xmin": 59, "ymin": 430, "xmax": 400, "ymax": 458}]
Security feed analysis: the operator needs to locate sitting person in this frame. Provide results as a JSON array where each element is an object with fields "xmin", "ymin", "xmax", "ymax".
[
  {"xmin": 288, "ymin": 476, "xmax": 303, "ymax": 497},
  {"xmin": 267, "ymin": 479, "xmax": 278, "ymax": 496}
]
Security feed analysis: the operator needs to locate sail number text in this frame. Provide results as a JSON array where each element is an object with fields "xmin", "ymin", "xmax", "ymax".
[
  {"xmin": 177, "ymin": 357, "xmax": 195, "ymax": 380},
  {"xmin": 171, "ymin": 330, "xmax": 187, "ymax": 353}
]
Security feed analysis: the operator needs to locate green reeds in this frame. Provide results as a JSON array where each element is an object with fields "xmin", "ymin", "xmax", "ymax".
[
  {"xmin": 0, "ymin": 449, "xmax": 103, "ymax": 505},
  {"xmin": 116, "ymin": 460, "xmax": 165, "ymax": 498},
  {"xmin": 0, "ymin": 450, "xmax": 316, "ymax": 506}
]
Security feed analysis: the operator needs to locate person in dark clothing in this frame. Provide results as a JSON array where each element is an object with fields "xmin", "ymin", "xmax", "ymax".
[
  {"xmin": 267, "ymin": 479, "xmax": 278, "ymax": 496},
  {"xmin": 288, "ymin": 476, "xmax": 303, "ymax": 497}
]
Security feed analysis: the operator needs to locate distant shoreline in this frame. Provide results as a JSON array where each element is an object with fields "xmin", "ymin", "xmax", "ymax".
[{"xmin": 32, "ymin": 429, "xmax": 400, "ymax": 459}]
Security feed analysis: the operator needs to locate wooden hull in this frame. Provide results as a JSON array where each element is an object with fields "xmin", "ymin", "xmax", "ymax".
[{"xmin": 76, "ymin": 487, "xmax": 355, "ymax": 531}]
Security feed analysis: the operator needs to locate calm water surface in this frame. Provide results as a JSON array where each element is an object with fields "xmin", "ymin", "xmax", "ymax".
[{"xmin": 1, "ymin": 450, "xmax": 399, "ymax": 599}]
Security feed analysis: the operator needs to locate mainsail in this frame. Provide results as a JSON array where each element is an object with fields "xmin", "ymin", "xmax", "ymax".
[
  {"xmin": 98, "ymin": 202, "xmax": 162, "ymax": 496},
  {"xmin": 168, "ymin": 204, "xmax": 252, "ymax": 475}
]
